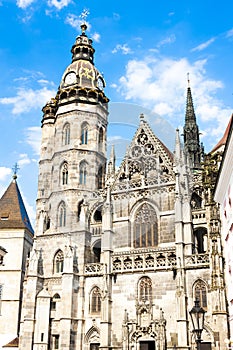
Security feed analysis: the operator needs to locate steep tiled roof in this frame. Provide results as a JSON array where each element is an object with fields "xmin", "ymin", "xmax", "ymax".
[
  {"xmin": 0, "ymin": 178, "xmax": 34, "ymax": 233},
  {"xmin": 211, "ymin": 114, "xmax": 233, "ymax": 153}
]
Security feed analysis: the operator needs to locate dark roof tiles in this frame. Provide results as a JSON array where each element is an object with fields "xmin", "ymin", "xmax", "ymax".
[{"xmin": 0, "ymin": 179, "xmax": 34, "ymax": 234}]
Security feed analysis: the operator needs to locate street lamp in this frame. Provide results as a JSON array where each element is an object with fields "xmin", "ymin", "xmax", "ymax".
[{"xmin": 189, "ymin": 299, "xmax": 206, "ymax": 350}]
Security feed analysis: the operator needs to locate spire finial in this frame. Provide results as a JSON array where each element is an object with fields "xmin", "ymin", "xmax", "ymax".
[
  {"xmin": 12, "ymin": 163, "xmax": 20, "ymax": 180},
  {"xmin": 80, "ymin": 9, "xmax": 89, "ymax": 34},
  {"xmin": 187, "ymin": 72, "xmax": 190, "ymax": 87}
]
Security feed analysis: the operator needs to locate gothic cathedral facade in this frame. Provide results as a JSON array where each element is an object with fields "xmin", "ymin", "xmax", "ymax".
[{"xmin": 19, "ymin": 25, "xmax": 229, "ymax": 350}]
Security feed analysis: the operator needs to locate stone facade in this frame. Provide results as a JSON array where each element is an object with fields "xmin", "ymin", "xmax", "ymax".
[
  {"xmin": 215, "ymin": 115, "xmax": 233, "ymax": 349},
  {"xmin": 18, "ymin": 25, "xmax": 229, "ymax": 350}
]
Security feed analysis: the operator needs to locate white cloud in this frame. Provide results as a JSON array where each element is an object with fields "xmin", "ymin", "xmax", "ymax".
[
  {"xmin": 92, "ymin": 32, "xmax": 101, "ymax": 43},
  {"xmin": 18, "ymin": 154, "xmax": 31, "ymax": 167},
  {"xmin": 25, "ymin": 127, "xmax": 41, "ymax": 155},
  {"xmin": 191, "ymin": 37, "xmax": 216, "ymax": 52},
  {"xmin": 0, "ymin": 167, "xmax": 11, "ymax": 181},
  {"xmin": 38, "ymin": 79, "xmax": 55, "ymax": 86},
  {"xmin": 0, "ymin": 87, "xmax": 56, "ymax": 115},
  {"xmin": 107, "ymin": 135, "xmax": 129, "ymax": 143},
  {"xmin": 47, "ymin": 0, "xmax": 72, "ymax": 10},
  {"xmin": 226, "ymin": 28, "xmax": 233, "ymax": 38},
  {"xmin": 157, "ymin": 34, "xmax": 176, "ymax": 47},
  {"xmin": 115, "ymin": 56, "xmax": 232, "ymax": 149},
  {"xmin": 16, "ymin": 0, "xmax": 35, "ymax": 9},
  {"xmin": 112, "ymin": 44, "xmax": 133, "ymax": 55},
  {"xmin": 65, "ymin": 14, "xmax": 91, "ymax": 31}
]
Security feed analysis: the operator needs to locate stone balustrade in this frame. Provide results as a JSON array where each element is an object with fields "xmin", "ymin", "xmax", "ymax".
[{"xmin": 84, "ymin": 250, "xmax": 210, "ymax": 276}]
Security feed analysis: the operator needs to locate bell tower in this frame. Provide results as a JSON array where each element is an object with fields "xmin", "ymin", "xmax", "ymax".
[
  {"xmin": 37, "ymin": 23, "xmax": 109, "ymax": 234},
  {"xmin": 19, "ymin": 24, "xmax": 109, "ymax": 350}
]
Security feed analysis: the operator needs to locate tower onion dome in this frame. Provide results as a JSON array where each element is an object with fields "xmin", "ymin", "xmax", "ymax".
[
  {"xmin": 42, "ymin": 24, "xmax": 109, "ymax": 126},
  {"xmin": 58, "ymin": 23, "xmax": 109, "ymax": 100}
]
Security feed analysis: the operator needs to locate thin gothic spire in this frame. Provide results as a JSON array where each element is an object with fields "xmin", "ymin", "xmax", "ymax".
[{"xmin": 183, "ymin": 74, "xmax": 203, "ymax": 169}]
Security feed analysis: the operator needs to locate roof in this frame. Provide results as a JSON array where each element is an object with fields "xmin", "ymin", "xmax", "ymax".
[
  {"xmin": 2, "ymin": 337, "xmax": 19, "ymax": 348},
  {"xmin": 0, "ymin": 178, "xmax": 34, "ymax": 233},
  {"xmin": 211, "ymin": 114, "xmax": 233, "ymax": 153},
  {"xmin": 214, "ymin": 114, "xmax": 233, "ymax": 202}
]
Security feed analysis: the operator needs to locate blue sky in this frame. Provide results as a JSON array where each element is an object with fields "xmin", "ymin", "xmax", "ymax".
[{"xmin": 0, "ymin": 0, "xmax": 233, "ymax": 225}]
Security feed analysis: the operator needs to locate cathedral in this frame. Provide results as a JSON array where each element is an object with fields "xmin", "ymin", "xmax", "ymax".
[{"xmin": 0, "ymin": 24, "xmax": 230, "ymax": 350}]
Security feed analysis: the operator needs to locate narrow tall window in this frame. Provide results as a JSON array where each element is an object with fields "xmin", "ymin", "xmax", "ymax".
[
  {"xmin": 90, "ymin": 286, "xmax": 101, "ymax": 313},
  {"xmin": 194, "ymin": 280, "xmax": 207, "ymax": 309},
  {"xmin": 80, "ymin": 162, "xmax": 87, "ymax": 185},
  {"xmin": 97, "ymin": 166, "xmax": 104, "ymax": 189},
  {"xmin": 81, "ymin": 124, "xmax": 88, "ymax": 145},
  {"xmin": 134, "ymin": 203, "xmax": 158, "ymax": 248},
  {"xmin": 54, "ymin": 335, "xmax": 59, "ymax": 349},
  {"xmin": 138, "ymin": 277, "xmax": 152, "ymax": 302},
  {"xmin": 63, "ymin": 123, "xmax": 70, "ymax": 145},
  {"xmin": 54, "ymin": 251, "xmax": 64, "ymax": 273},
  {"xmin": 58, "ymin": 202, "xmax": 66, "ymax": 227},
  {"xmin": 62, "ymin": 163, "xmax": 68, "ymax": 185},
  {"xmin": 51, "ymin": 293, "xmax": 61, "ymax": 310},
  {"xmin": 98, "ymin": 127, "xmax": 104, "ymax": 152}
]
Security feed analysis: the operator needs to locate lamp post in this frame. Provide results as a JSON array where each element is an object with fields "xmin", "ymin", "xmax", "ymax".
[{"xmin": 189, "ymin": 299, "xmax": 206, "ymax": 350}]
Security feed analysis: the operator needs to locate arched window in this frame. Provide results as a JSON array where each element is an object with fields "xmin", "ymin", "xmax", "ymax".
[
  {"xmin": 194, "ymin": 280, "xmax": 207, "ymax": 309},
  {"xmin": 58, "ymin": 202, "xmax": 66, "ymax": 227},
  {"xmin": 90, "ymin": 286, "xmax": 101, "ymax": 313},
  {"xmin": 81, "ymin": 123, "xmax": 88, "ymax": 145},
  {"xmin": 80, "ymin": 161, "xmax": 87, "ymax": 185},
  {"xmin": 92, "ymin": 240, "xmax": 101, "ymax": 263},
  {"xmin": 61, "ymin": 162, "xmax": 68, "ymax": 185},
  {"xmin": 98, "ymin": 127, "xmax": 104, "ymax": 152},
  {"xmin": 134, "ymin": 203, "xmax": 158, "ymax": 248},
  {"xmin": 63, "ymin": 123, "xmax": 70, "ymax": 145},
  {"xmin": 77, "ymin": 199, "xmax": 84, "ymax": 221},
  {"xmin": 54, "ymin": 250, "xmax": 64, "ymax": 273},
  {"xmin": 138, "ymin": 277, "xmax": 152, "ymax": 302},
  {"xmin": 51, "ymin": 293, "xmax": 61, "ymax": 310},
  {"xmin": 97, "ymin": 165, "xmax": 104, "ymax": 189},
  {"xmin": 194, "ymin": 227, "xmax": 207, "ymax": 253}
]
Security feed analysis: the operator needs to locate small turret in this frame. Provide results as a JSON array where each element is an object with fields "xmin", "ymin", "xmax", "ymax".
[{"xmin": 71, "ymin": 23, "xmax": 95, "ymax": 63}]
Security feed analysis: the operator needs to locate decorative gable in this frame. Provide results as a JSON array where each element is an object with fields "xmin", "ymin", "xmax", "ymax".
[{"xmin": 111, "ymin": 115, "xmax": 174, "ymax": 191}]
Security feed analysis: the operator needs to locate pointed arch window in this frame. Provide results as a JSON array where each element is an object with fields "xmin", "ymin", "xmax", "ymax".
[
  {"xmin": 58, "ymin": 202, "xmax": 66, "ymax": 227},
  {"xmin": 81, "ymin": 123, "xmax": 88, "ymax": 145},
  {"xmin": 61, "ymin": 162, "xmax": 68, "ymax": 185},
  {"xmin": 134, "ymin": 203, "xmax": 158, "ymax": 248},
  {"xmin": 80, "ymin": 161, "xmax": 87, "ymax": 185},
  {"xmin": 90, "ymin": 286, "xmax": 101, "ymax": 313},
  {"xmin": 54, "ymin": 250, "xmax": 64, "ymax": 273},
  {"xmin": 194, "ymin": 280, "xmax": 207, "ymax": 309},
  {"xmin": 138, "ymin": 277, "xmax": 152, "ymax": 302},
  {"xmin": 63, "ymin": 123, "xmax": 70, "ymax": 145}
]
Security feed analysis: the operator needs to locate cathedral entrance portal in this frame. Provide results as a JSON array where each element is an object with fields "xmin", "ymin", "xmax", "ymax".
[{"xmin": 139, "ymin": 340, "xmax": 155, "ymax": 350}]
